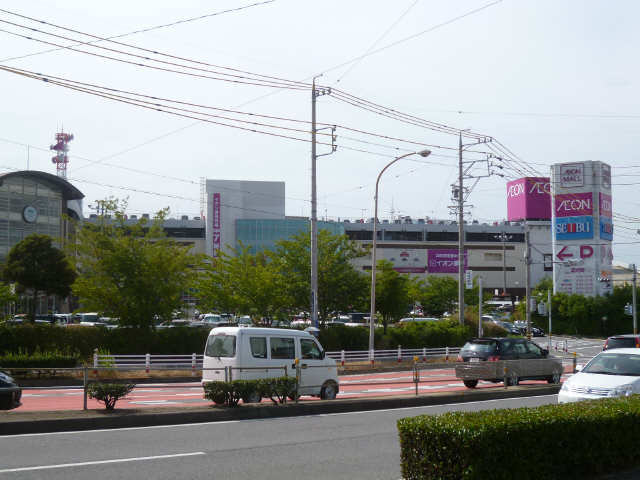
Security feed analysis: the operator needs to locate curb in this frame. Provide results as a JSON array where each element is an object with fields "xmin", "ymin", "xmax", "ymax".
[{"xmin": 0, "ymin": 384, "xmax": 560, "ymax": 435}]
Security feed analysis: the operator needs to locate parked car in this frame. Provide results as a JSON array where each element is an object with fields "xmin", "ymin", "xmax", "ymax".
[
  {"xmin": 455, "ymin": 337, "xmax": 563, "ymax": 388},
  {"xmin": 202, "ymin": 314, "xmax": 225, "ymax": 327},
  {"xmin": 398, "ymin": 317, "xmax": 440, "ymax": 325},
  {"xmin": 0, "ymin": 371, "xmax": 22, "ymax": 410},
  {"xmin": 603, "ymin": 334, "xmax": 640, "ymax": 351},
  {"xmin": 559, "ymin": 348, "xmax": 640, "ymax": 403},
  {"xmin": 496, "ymin": 321, "xmax": 523, "ymax": 336}
]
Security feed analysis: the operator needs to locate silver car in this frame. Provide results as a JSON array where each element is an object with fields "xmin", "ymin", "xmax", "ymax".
[{"xmin": 455, "ymin": 337, "xmax": 564, "ymax": 388}]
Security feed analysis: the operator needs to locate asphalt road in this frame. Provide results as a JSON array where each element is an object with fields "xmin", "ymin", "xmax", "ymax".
[{"xmin": 0, "ymin": 395, "xmax": 558, "ymax": 480}]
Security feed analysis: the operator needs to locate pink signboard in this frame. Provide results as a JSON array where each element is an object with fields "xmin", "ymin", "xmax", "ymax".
[
  {"xmin": 506, "ymin": 177, "xmax": 550, "ymax": 221},
  {"xmin": 599, "ymin": 192, "xmax": 612, "ymax": 217},
  {"xmin": 554, "ymin": 192, "xmax": 593, "ymax": 218},
  {"xmin": 212, "ymin": 193, "xmax": 221, "ymax": 257},
  {"xmin": 427, "ymin": 250, "xmax": 467, "ymax": 273}
]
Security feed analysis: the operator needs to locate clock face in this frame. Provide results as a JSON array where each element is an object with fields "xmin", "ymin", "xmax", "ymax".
[{"xmin": 23, "ymin": 205, "xmax": 38, "ymax": 223}]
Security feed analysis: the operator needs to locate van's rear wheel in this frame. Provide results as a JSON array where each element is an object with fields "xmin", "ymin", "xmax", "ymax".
[
  {"xmin": 463, "ymin": 379, "xmax": 478, "ymax": 388},
  {"xmin": 320, "ymin": 381, "xmax": 338, "ymax": 400},
  {"xmin": 547, "ymin": 371, "xmax": 562, "ymax": 384},
  {"xmin": 242, "ymin": 390, "xmax": 262, "ymax": 404}
]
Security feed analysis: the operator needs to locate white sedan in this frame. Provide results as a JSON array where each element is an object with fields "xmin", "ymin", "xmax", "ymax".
[{"xmin": 558, "ymin": 348, "xmax": 640, "ymax": 403}]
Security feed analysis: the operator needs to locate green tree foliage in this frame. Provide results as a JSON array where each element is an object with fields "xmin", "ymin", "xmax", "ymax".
[
  {"xmin": 71, "ymin": 199, "xmax": 204, "ymax": 329},
  {"xmin": 2, "ymin": 234, "xmax": 76, "ymax": 321},
  {"xmin": 374, "ymin": 259, "xmax": 410, "ymax": 332},
  {"xmin": 415, "ymin": 275, "xmax": 458, "ymax": 316},
  {"xmin": 271, "ymin": 229, "xmax": 369, "ymax": 320},
  {"xmin": 196, "ymin": 244, "xmax": 291, "ymax": 323}
]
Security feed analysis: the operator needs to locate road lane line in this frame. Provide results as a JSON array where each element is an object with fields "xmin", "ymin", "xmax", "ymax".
[{"xmin": 0, "ymin": 452, "xmax": 206, "ymax": 473}]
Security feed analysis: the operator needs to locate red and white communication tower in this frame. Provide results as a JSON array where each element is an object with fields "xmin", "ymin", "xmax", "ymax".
[{"xmin": 50, "ymin": 130, "xmax": 74, "ymax": 179}]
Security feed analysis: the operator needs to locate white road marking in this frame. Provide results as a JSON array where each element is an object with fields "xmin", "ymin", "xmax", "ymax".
[{"xmin": 0, "ymin": 452, "xmax": 206, "ymax": 473}]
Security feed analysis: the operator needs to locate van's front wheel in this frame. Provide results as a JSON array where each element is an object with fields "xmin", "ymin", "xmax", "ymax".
[{"xmin": 320, "ymin": 381, "xmax": 338, "ymax": 400}]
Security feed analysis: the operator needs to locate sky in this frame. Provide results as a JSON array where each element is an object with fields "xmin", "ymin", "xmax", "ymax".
[{"xmin": 0, "ymin": 0, "xmax": 639, "ymax": 262}]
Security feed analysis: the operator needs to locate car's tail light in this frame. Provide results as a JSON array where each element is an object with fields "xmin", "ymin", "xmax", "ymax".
[
  {"xmin": 488, "ymin": 355, "xmax": 500, "ymax": 361},
  {"xmin": 603, "ymin": 339, "xmax": 608, "ymax": 350},
  {"xmin": 636, "ymin": 337, "xmax": 639, "ymax": 348},
  {"xmin": 456, "ymin": 355, "xmax": 463, "ymax": 362}
]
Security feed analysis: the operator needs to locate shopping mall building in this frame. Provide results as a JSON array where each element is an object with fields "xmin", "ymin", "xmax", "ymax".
[{"xmin": 2, "ymin": 168, "xmax": 615, "ymax": 310}]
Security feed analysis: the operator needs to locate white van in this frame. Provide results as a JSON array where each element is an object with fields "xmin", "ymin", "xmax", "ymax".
[{"xmin": 202, "ymin": 327, "xmax": 339, "ymax": 400}]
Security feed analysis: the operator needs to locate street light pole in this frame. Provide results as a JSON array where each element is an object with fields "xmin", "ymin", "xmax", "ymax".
[
  {"xmin": 369, "ymin": 149, "xmax": 431, "ymax": 361},
  {"xmin": 633, "ymin": 264, "xmax": 637, "ymax": 335}
]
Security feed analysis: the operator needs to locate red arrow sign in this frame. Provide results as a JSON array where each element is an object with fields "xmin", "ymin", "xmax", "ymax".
[{"xmin": 557, "ymin": 245, "xmax": 573, "ymax": 261}]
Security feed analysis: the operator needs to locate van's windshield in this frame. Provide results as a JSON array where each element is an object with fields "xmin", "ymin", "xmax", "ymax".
[{"xmin": 205, "ymin": 334, "xmax": 236, "ymax": 357}]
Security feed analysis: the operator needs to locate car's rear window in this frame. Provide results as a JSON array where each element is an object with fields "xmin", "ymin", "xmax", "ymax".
[
  {"xmin": 607, "ymin": 338, "xmax": 637, "ymax": 349},
  {"xmin": 205, "ymin": 334, "xmax": 236, "ymax": 357},
  {"xmin": 461, "ymin": 341, "xmax": 498, "ymax": 354}
]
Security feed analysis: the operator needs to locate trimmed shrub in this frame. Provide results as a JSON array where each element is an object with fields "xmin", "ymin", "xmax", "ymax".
[
  {"xmin": 397, "ymin": 396, "xmax": 640, "ymax": 480},
  {"xmin": 203, "ymin": 377, "xmax": 296, "ymax": 407},
  {"xmin": 87, "ymin": 382, "xmax": 135, "ymax": 410}
]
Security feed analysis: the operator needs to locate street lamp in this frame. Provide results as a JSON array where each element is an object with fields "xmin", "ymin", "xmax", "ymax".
[{"xmin": 369, "ymin": 149, "xmax": 431, "ymax": 362}]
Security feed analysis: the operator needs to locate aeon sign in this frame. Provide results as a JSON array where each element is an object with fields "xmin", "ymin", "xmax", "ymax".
[
  {"xmin": 506, "ymin": 177, "xmax": 551, "ymax": 221},
  {"xmin": 554, "ymin": 192, "xmax": 593, "ymax": 217}
]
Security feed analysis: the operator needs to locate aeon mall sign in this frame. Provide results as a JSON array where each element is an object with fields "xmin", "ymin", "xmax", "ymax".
[{"xmin": 506, "ymin": 177, "xmax": 551, "ymax": 221}]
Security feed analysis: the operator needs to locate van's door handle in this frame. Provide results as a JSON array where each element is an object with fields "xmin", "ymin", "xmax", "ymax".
[{"xmin": 292, "ymin": 363, "xmax": 308, "ymax": 369}]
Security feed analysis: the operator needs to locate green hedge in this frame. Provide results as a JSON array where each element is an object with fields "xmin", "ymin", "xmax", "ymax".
[
  {"xmin": 0, "ymin": 324, "xmax": 210, "ymax": 357},
  {"xmin": 397, "ymin": 396, "xmax": 640, "ymax": 480},
  {"xmin": 0, "ymin": 349, "xmax": 80, "ymax": 368},
  {"xmin": 318, "ymin": 320, "xmax": 505, "ymax": 351}
]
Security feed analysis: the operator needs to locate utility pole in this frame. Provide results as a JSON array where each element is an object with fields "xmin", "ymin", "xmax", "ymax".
[
  {"xmin": 478, "ymin": 276, "xmax": 483, "ymax": 338},
  {"xmin": 452, "ymin": 133, "xmax": 495, "ymax": 326},
  {"xmin": 310, "ymin": 77, "xmax": 333, "ymax": 329},
  {"xmin": 525, "ymin": 227, "xmax": 531, "ymax": 339},
  {"xmin": 633, "ymin": 264, "xmax": 637, "ymax": 335},
  {"xmin": 547, "ymin": 289, "xmax": 552, "ymax": 351},
  {"xmin": 458, "ymin": 133, "xmax": 465, "ymax": 326}
]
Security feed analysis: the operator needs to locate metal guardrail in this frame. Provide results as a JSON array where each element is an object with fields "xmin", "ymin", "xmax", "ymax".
[{"xmin": 93, "ymin": 346, "xmax": 464, "ymax": 369}]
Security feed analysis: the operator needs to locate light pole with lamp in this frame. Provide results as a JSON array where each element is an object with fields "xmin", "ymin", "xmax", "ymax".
[{"xmin": 369, "ymin": 149, "xmax": 431, "ymax": 362}]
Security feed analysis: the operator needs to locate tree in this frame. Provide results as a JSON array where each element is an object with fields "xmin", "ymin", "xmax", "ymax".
[
  {"xmin": 3, "ymin": 234, "xmax": 76, "ymax": 321},
  {"xmin": 71, "ymin": 199, "xmax": 204, "ymax": 329},
  {"xmin": 374, "ymin": 260, "xmax": 410, "ymax": 333},
  {"xmin": 418, "ymin": 276, "xmax": 458, "ymax": 316},
  {"xmin": 271, "ymin": 229, "xmax": 369, "ymax": 321},
  {"xmin": 196, "ymin": 244, "xmax": 291, "ymax": 324}
]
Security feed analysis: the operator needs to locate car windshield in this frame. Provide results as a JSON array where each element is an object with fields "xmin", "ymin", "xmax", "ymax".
[
  {"xmin": 205, "ymin": 334, "xmax": 236, "ymax": 357},
  {"xmin": 583, "ymin": 353, "xmax": 640, "ymax": 376},
  {"xmin": 461, "ymin": 341, "xmax": 497, "ymax": 354}
]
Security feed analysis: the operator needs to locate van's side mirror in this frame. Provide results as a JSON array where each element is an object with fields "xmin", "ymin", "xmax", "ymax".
[{"xmin": 542, "ymin": 348, "xmax": 549, "ymax": 357}]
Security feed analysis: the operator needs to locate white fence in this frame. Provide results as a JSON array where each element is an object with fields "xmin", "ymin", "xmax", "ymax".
[{"xmin": 93, "ymin": 346, "xmax": 463, "ymax": 369}]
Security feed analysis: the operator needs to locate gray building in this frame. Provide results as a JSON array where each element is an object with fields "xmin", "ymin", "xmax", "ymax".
[{"xmin": 0, "ymin": 170, "xmax": 83, "ymax": 259}]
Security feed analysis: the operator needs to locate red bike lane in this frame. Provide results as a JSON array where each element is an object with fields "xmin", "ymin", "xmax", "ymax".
[{"xmin": 14, "ymin": 368, "xmax": 566, "ymax": 412}]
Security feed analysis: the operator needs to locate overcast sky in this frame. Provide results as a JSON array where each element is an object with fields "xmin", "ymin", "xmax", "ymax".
[{"xmin": 1, "ymin": 0, "xmax": 639, "ymax": 262}]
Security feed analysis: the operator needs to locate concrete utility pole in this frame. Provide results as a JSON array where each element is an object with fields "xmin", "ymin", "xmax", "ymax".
[
  {"xmin": 495, "ymin": 232, "xmax": 512, "ymax": 297},
  {"xmin": 311, "ymin": 78, "xmax": 319, "ymax": 329},
  {"xmin": 547, "ymin": 289, "xmax": 552, "ymax": 351},
  {"xmin": 310, "ymin": 77, "xmax": 333, "ymax": 329},
  {"xmin": 525, "ymin": 227, "xmax": 531, "ymax": 339},
  {"xmin": 478, "ymin": 276, "xmax": 483, "ymax": 338},
  {"xmin": 453, "ymin": 133, "xmax": 493, "ymax": 326},
  {"xmin": 458, "ymin": 133, "xmax": 465, "ymax": 326},
  {"xmin": 633, "ymin": 264, "xmax": 637, "ymax": 335}
]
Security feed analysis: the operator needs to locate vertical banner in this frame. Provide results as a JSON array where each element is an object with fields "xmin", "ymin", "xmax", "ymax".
[{"xmin": 212, "ymin": 193, "xmax": 221, "ymax": 257}]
